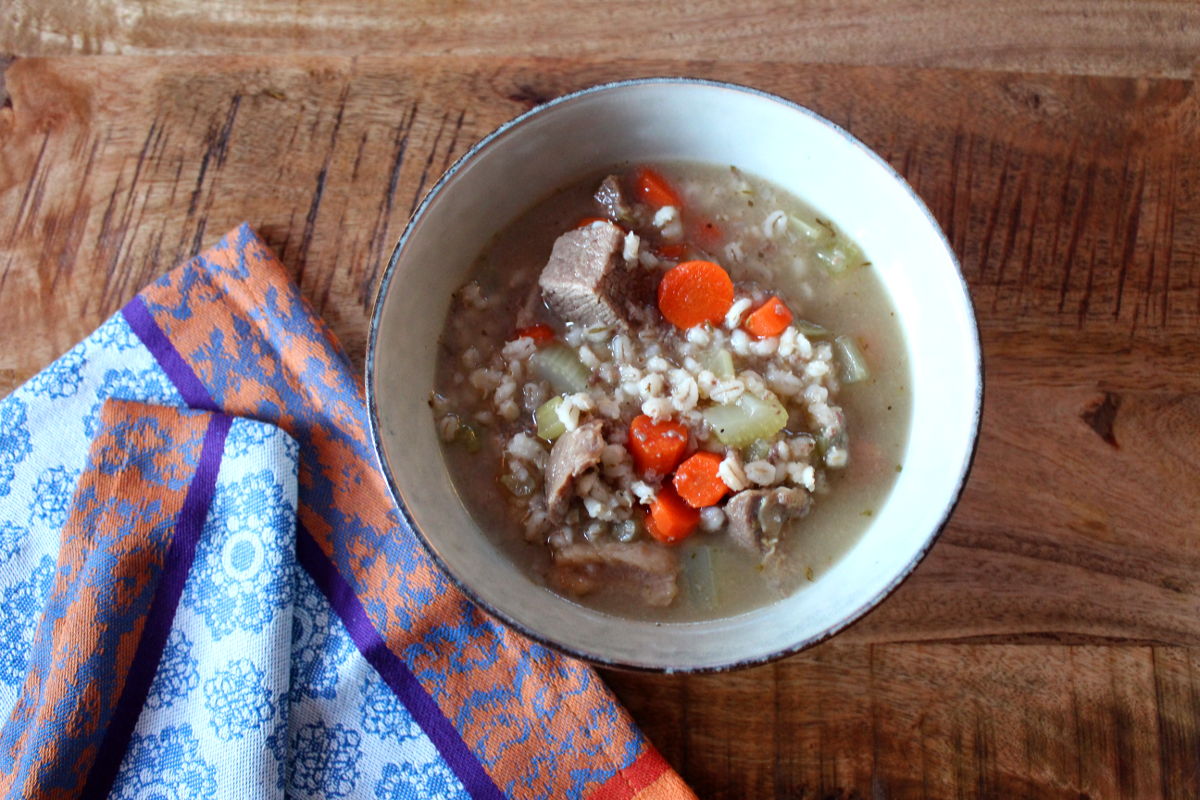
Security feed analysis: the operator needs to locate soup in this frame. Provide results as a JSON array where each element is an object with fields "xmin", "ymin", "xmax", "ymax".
[{"xmin": 431, "ymin": 163, "xmax": 910, "ymax": 621}]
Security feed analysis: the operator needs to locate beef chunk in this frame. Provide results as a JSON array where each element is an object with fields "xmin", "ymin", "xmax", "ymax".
[
  {"xmin": 549, "ymin": 541, "xmax": 679, "ymax": 607},
  {"xmin": 545, "ymin": 420, "xmax": 606, "ymax": 520},
  {"xmin": 594, "ymin": 174, "xmax": 633, "ymax": 223},
  {"xmin": 724, "ymin": 487, "xmax": 812, "ymax": 555},
  {"xmin": 538, "ymin": 222, "xmax": 650, "ymax": 329}
]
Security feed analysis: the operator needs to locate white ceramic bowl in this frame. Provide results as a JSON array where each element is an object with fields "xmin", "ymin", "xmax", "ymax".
[{"xmin": 367, "ymin": 78, "xmax": 981, "ymax": 671}]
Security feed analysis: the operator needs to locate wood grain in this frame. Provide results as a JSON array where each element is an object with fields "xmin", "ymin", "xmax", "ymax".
[
  {"xmin": 606, "ymin": 643, "xmax": 1200, "ymax": 799},
  {"xmin": 1, "ymin": 55, "xmax": 1198, "ymax": 798},
  {"xmin": 3, "ymin": 1, "xmax": 1200, "ymax": 80}
]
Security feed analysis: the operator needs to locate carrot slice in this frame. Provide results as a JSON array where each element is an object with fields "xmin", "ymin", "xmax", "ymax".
[
  {"xmin": 672, "ymin": 451, "xmax": 729, "ymax": 508},
  {"xmin": 511, "ymin": 323, "xmax": 555, "ymax": 344},
  {"xmin": 645, "ymin": 485, "xmax": 700, "ymax": 544},
  {"xmin": 627, "ymin": 414, "xmax": 689, "ymax": 476},
  {"xmin": 656, "ymin": 260, "xmax": 735, "ymax": 329},
  {"xmin": 574, "ymin": 216, "xmax": 611, "ymax": 229},
  {"xmin": 634, "ymin": 166, "xmax": 683, "ymax": 209},
  {"xmin": 742, "ymin": 295, "xmax": 794, "ymax": 338}
]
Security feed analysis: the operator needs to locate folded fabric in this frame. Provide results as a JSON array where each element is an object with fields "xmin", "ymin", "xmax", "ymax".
[{"xmin": 0, "ymin": 224, "xmax": 694, "ymax": 800}]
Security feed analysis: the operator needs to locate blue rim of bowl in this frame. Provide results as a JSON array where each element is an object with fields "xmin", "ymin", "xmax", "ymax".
[{"xmin": 365, "ymin": 76, "xmax": 984, "ymax": 673}]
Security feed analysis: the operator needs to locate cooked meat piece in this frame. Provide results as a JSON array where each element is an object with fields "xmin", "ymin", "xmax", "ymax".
[
  {"xmin": 538, "ymin": 222, "xmax": 652, "ymax": 329},
  {"xmin": 549, "ymin": 541, "xmax": 679, "ymax": 607},
  {"xmin": 724, "ymin": 487, "xmax": 812, "ymax": 555},
  {"xmin": 594, "ymin": 174, "xmax": 633, "ymax": 223},
  {"xmin": 545, "ymin": 420, "xmax": 606, "ymax": 519}
]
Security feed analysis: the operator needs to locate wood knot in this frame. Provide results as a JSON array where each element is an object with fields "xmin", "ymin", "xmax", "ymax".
[
  {"xmin": 1081, "ymin": 391, "xmax": 1121, "ymax": 447},
  {"xmin": 1003, "ymin": 78, "xmax": 1066, "ymax": 117},
  {"xmin": 1, "ymin": 54, "xmax": 15, "ymax": 111}
]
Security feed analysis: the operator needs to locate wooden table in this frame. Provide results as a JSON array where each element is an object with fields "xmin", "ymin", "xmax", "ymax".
[{"xmin": 3, "ymin": 7, "xmax": 1199, "ymax": 798}]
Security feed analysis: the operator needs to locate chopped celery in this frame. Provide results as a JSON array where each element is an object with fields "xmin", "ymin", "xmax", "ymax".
[
  {"xmin": 834, "ymin": 335, "xmax": 870, "ymax": 384},
  {"xmin": 684, "ymin": 546, "xmax": 718, "ymax": 611},
  {"xmin": 788, "ymin": 214, "xmax": 832, "ymax": 243},
  {"xmin": 455, "ymin": 422, "xmax": 481, "ymax": 453},
  {"xmin": 701, "ymin": 347, "xmax": 735, "ymax": 379},
  {"xmin": 535, "ymin": 396, "xmax": 567, "ymax": 441},
  {"xmin": 815, "ymin": 246, "xmax": 848, "ymax": 274},
  {"xmin": 839, "ymin": 238, "xmax": 867, "ymax": 269},
  {"xmin": 743, "ymin": 438, "xmax": 772, "ymax": 462},
  {"xmin": 816, "ymin": 239, "xmax": 867, "ymax": 275},
  {"xmin": 791, "ymin": 319, "xmax": 832, "ymax": 339},
  {"xmin": 816, "ymin": 427, "xmax": 848, "ymax": 458},
  {"xmin": 702, "ymin": 392, "xmax": 788, "ymax": 448},
  {"xmin": 531, "ymin": 343, "xmax": 590, "ymax": 394},
  {"xmin": 499, "ymin": 471, "xmax": 535, "ymax": 497}
]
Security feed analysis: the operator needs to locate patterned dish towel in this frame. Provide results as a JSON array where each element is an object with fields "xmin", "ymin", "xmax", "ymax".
[{"xmin": 0, "ymin": 224, "xmax": 694, "ymax": 800}]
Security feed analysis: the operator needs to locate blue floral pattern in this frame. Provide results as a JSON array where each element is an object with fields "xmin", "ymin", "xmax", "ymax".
[
  {"xmin": 111, "ymin": 724, "xmax": 217, "ymax": 800},
  {"xmin": 27, "ymin": 465, "xmax": 79, "ymax": 528},
  {"xmin": 204, "ymin": 658, "xmax": 275, "ymax": 741},
  {"xmin": 0, "ymin": 225, "xmax": 656, "ymax": 800},
  {"xmin": 0, "ymin": 556, "xmax": 54, "ymax": 685},
  {"xmin": 90, "ymin": 315, "xmax": 142, "ymax": 352},
  {"xmin": 290, "ymin": 571, "xmax": 355, "ymax": 699},
  {"xmin": 264, "ymin": 710, "xmax": 292, "ymax": 790},
  {"xmin": 26, "ymin": 349, "xmax": 85, "ymax": 399},
  {"xmin": 291, "ymin": 721, "xmax": 362, "ymax": 799},
  {"xmin": 224, "ymin": 420, "xmax": 273, "ymax": 458},
  {"xmin": 375, "ymin": 760, "xmax": 468, "ymax": 800},
  {"xmin": 184, "ymin": 470, "xmax": 294, "ymax": 639},
  {"xmin": 360, "ymin": 672, "xmax": 422, "ymax": 742},
  {"xmin": 0, "ymin": 520, "xmax": 25, "ymax": 565},
  {"xmin": 146, "ymin": 630, "xmax": 199, "ymax": 710},
  {"xmin": 0, "ymin": 397, "xmax": 32, "ymax": 498}
]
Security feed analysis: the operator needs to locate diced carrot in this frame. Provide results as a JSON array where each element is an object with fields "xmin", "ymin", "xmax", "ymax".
[
  {"xmin": 691, "ymin": 219, "xmax": 723, "ymax": 251},
  {"xmin": 511, "ymin": 323, "xmax": 555, "ymax": 344},
  {"xmin": 574, "ymin": 216, "xmax": 611, "ymax": 229},
  {"xmin": 655, "ymin": 242, "xmax": 690, "ymax": 261},
  {"xmin": 645, "ymin": 485, "xmax": 700, "ymax": 544},
  {"xmin": 672, "ymin": 451, "xmax": 729, "ymax": 508},
  {"xmin": 633, "ymin": 166, "xmax": 683, "ymax": 209},
  {"xmin": 742, "ymin": 295, "xmax": 793, "ymax": 339},
  {"xmin": 656, "ymin": 260, "xmax": 735, "ymax": 329},
  {"xmin": 627, "ymin": 414, "xmax": 689, "ymax": 476}
]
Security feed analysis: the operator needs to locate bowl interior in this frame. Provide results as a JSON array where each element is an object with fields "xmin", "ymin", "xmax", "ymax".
[{"xmin": 369, "ymin": 80, "xmax": 979, "ymax": 670}]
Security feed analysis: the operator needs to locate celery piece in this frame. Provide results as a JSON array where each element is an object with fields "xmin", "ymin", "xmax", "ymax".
[
  {"xmin": 500, "ymin": 471, "xmax": 536, "ymax": 497},
  {"xmin": 703, "ymin": 392, "xmax": 788, "ymax": 448},
  {"xmin": 701, "ymin": 347, "xmax": 735, "ymax": 379},
  {"xmin": 788, "ymin": 214, "xmax": 832, "ymax": 243},
  {"xmin": 791, "ymin": 319, "xmax": 832, "ymax": 339},
  {"xmin": 815, "ymin": 245, "xmax": 849, "ymax": 274},
  {"xmin": 816, "ymin": 239, "xmax": 868, "ymax": 276},
  {"xmin": 531, "ymin": 343, "xmax": 590, "ymax": 394},
  {"xmin": 455, "ymin": 422, "xmax": 481, "ymax": 453},
  {"xmin": 816, "ymin": 427, "xmax": 848, "ymax": 458},
  {"xmin": 743, "ymin": 438, "xmax": 772, "ymax": 462},
  {"xmin": 834, "ymin": 335, "xmax": 870, "ymax": 384},
  {"xmin": 535, "ymin": 396, "xmax": 567, "ymax": 441},
  {"xmin": 839, "ymin": 238, "xmax": 867, "ymax": 270}
]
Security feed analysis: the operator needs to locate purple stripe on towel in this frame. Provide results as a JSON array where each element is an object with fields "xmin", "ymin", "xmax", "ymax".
[
  {"xmin": 121, "ymin": 295, "xmax": 220, "ymax": 412},
  {"xmin": 124, "ymin": 288, "xmax": 502, "ymax": 798},
  {"xmin": 296, "ymin": 525, "xmax": 505, "ymax": 800},
  {"xmin": 80, "ymin": 412, "xmax": 231, "ymax": 800}
]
